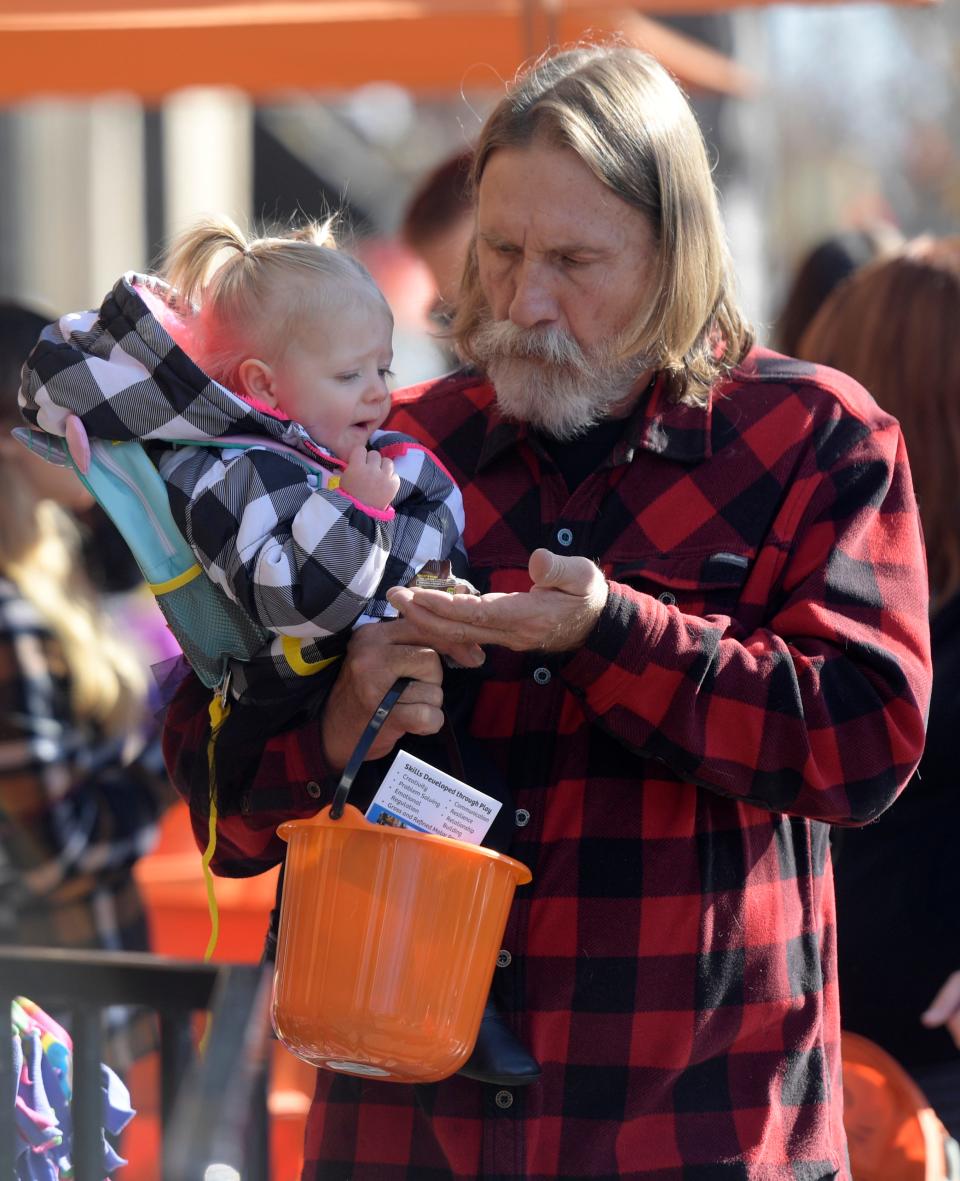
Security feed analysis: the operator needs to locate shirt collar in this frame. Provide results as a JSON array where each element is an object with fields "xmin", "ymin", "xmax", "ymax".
[{"xmin": 475, "ymin": 371, "xmax": 714, "ymax": 470}]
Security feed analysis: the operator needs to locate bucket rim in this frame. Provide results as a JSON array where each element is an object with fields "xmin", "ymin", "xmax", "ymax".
[{"xmin": 277, "ymin": 803, "xmax": 532, "ymax": 885}]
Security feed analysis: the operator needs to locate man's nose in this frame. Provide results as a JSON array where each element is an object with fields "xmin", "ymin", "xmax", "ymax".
[{"xmin": 508, "ymin": 260, "xmax": 559, "ymax": 330}]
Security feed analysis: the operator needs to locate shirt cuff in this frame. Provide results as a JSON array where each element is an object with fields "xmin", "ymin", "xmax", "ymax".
[{"xmin": 559, "ymin": 583, "xmax": 668, "ymax": 710}]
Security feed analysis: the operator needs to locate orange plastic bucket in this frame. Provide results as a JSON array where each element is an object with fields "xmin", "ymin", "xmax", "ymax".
[
  {"xmin": 272, "ymin": 801, "xmax": 531, "ymax": 1083},
  {"xmin": 841, "ymin": 1031, "xmax": 952, "ymax": 1181}
]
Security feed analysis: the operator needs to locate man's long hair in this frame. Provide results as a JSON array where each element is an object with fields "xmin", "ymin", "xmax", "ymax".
[{"xmin": 452, "ymin": 45, "xmax": 754, "ymax": 406}]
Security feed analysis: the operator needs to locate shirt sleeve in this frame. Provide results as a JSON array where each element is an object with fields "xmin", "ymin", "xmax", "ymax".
[
  {"xmin": 560, "ymin": 414, "xmax": 931, "ymax": 826},
  {"xmin": 0, "ymin": 617, "xmax": 163, "ymax": 904}
]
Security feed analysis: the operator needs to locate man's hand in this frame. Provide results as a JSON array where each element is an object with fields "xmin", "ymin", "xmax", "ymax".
[
  {"xmin": 386, "ymin": 548, "xmax": 608, "ymax": 653},
  {"xmin": 320, "ymin": 618, "xmax": 482, "ymax": 772},
  {"xmin": 921, "ymin": 970, "xmax": 960, "ymax": 1050},
  {"xmin": 339, "ymin": 445, "xmax": 400, "ymax": 510}
]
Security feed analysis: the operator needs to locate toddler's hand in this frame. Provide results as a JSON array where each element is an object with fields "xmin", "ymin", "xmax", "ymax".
[{"xmin": 339, "ymin": 445, "xmax": 400, "ymax": 511}]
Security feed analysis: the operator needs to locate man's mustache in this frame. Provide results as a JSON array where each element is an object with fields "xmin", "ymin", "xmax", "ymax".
[{"xmin": 471, "ymin": 320, "xmax": 591, "ymax": 369}]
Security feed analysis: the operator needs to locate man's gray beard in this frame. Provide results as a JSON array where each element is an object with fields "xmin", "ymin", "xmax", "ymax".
[{"xmin": 470, "ymin": 317, "xmax": 649, "ymax": 441}]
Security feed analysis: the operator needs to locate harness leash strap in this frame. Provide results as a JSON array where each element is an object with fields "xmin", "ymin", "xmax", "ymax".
[
  {"xmin": 330, "ymin": 677, "xmax": 411, "ymax": 819},
  {"xmin": 201, "ymin": 687, "xmax": 231, "ymax": 962}
]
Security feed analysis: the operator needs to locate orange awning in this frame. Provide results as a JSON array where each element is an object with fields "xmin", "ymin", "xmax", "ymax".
[{"xmin": 0, "ymin": 0, "xmax": 930, "ymax": 102}]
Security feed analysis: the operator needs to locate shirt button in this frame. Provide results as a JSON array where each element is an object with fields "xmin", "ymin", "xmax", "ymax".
[
  {"xmin": 657, "ymin": 591, "xmax": 676, "ymax": 606},
  {"xmin": 532, "ymin": 666, "xmax": 551, "ymax": 685},
  {"xmin": 515, "ymin": 808, "xmax": 530, "ymax": 828},
  {"xmin": 556, "ymin": 527, "xmax": 573, "ymax": 548},
  {"xmin": 495, "ymin": 1089, "xmax": 514, "ymax": 1109},
  {"xmin": 496, "ymin": 949, "xmax": 512, "ymax": 968},
  {"xmin": 306, "ymin": 473, "xmax": 319, "ymax": 489},
  {"xmin": 306, "ymin": 780, "xmax": 323, "ymax": 798}
]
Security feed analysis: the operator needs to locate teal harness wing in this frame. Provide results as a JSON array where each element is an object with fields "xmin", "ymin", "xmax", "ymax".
[{"xmin": 13, "ymin": 428, "xmax": 271, "ymax": 691}]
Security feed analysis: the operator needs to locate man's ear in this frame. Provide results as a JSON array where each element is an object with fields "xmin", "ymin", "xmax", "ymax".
[{"xmin": 236, "ymin": 358, "xmax": 278, "ymax": 406}]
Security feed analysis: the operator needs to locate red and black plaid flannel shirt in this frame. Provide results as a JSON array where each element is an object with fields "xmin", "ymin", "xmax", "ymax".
[{"xmin": 163, "ymin": 347, "xmax": 931, "ymax": 1179}]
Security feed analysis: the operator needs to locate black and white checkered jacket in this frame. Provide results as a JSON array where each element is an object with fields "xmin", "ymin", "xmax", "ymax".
[{"xmin": 19, "ymin": 274, "xmax": 466, "ymax": 702}]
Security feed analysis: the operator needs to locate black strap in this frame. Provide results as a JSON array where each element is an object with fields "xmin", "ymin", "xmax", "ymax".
[
  {"xmin": 329, "ymin": 676, "xmax": 466, "ymax": 820},
  {"xmin": 330, "ymin": 677, "xmax": 411, "ymax": 819}
]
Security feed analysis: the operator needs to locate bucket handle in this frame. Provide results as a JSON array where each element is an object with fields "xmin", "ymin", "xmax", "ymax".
[{"xmin": 329, "ymin": 677, "xmax": 411, "ymax": 820}]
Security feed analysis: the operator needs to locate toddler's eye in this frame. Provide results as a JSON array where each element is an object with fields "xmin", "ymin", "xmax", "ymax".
[
  {"xmin": 337, "ymin": 372, "xmax": 360, "ymax": 382},
  {"xmin": 379, "ymin": 368, "xmax": 396, "ymax": 381}
]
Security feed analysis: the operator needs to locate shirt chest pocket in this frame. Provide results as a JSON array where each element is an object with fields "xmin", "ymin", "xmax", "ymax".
[{"xmin": 606, "ymin": 549, "xmax": 752, "ymax": 618}]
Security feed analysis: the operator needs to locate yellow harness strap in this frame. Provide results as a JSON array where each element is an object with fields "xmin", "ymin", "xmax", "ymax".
[
  {"xmin": 201, "ymin": 691, "xmax": 231, "ymax": 962},
  {"xmin": 147, "ymin": 562, "xmax": 203, "ymax": 596}
]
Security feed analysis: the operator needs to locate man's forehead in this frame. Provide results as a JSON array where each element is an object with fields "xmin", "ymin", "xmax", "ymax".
[{"xmin": 477, "ymin": 146, "xmax": 648, "ymax": 251}]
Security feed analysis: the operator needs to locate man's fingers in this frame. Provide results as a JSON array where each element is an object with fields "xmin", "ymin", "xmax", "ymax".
[
  {"xmin": 351, "ymin": 619, "xmax": 445, "ymax": 674},
  {"xmin": 365, "ymin": 606, "xmax": 486, "ymax": 667},
  {"xmin": 321, "ymin": 623, "xmax": 450, "ymax": 771},
  {"xmin": 387, "ymin": 587, "xmax": 508, "ymax": 646},
  {"xmin": 529, "ymin": 548, "xmax": 599, "ymax": 596},
  {"xmin": 444, "ymin": 644, "xmax": 486, "ymax": 668},
  {"xmin": 389, "ymin": 569, "xmax": 606, "ymax": 655},
  {"xmin": 390, "ymin": 699, "xmax": 445, "ymax": 735},
  {"xmin": 388, "ymin": 585, "xmax": 501, "ymax": 624},
  {"xmin": 357, "ymin": 676, "xmax": 445, "ymax": 760},
  {"xmin": 922, "ymin": 970, "xmax": 960, "ymax": 1028}
]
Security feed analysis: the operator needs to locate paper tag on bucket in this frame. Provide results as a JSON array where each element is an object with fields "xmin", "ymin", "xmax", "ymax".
[{"xmin": 365, "ymin": 749, "xmax": 501, "ymax": 844}]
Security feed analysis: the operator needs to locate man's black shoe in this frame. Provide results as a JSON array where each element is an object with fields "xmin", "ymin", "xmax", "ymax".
[{"xmin": 457, "ymin": 999, "xmax": 542, "ymax": 1086}]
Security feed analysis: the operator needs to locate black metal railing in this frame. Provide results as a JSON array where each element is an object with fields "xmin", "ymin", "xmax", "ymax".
[{"xmin": 1, "ymin": 946, "xmax": 271, "ymax": 1181}]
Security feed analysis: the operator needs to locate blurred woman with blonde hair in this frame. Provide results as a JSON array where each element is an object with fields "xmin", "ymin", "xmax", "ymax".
[
  {"xmin": 0, "ymin": 302, "xmax": 172, "ymax": 1063},
  {"xmin": 797, "ymin": 236, "xmax": 960, "ymax": 1138}
]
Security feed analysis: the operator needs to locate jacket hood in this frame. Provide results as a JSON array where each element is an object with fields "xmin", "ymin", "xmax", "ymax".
[{"xmin": 19, "ymin": 272, "xmax": 322, "ymax": 456}]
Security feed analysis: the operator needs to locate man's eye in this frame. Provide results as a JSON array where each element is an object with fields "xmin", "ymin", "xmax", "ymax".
[
  {"xmin": 483, "ymin": 241, "xmax": 517, "ymax": 258},
  {"xmin": 560, "ymin": 255, "xmax": 586, "ymax": 268}
]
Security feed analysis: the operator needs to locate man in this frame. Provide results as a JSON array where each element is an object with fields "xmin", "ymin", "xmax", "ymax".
[{"xmin": 163, "ymin": 45, "xmax": 931, "ymax": 1178}]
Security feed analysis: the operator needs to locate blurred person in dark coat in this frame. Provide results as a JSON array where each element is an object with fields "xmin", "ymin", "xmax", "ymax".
[{"xmin": 797, "ymin": 236, "xmax": 960, "ymax": 1139}]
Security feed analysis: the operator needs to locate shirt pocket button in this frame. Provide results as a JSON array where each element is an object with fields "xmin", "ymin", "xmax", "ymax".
[
  {"xmin": 495, "ymin": 1089, "xmax": 514, "ymax": 1109},
  {"xmin": 306, "ymin": 781, "xmax": 323, "ymax": 799}
]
